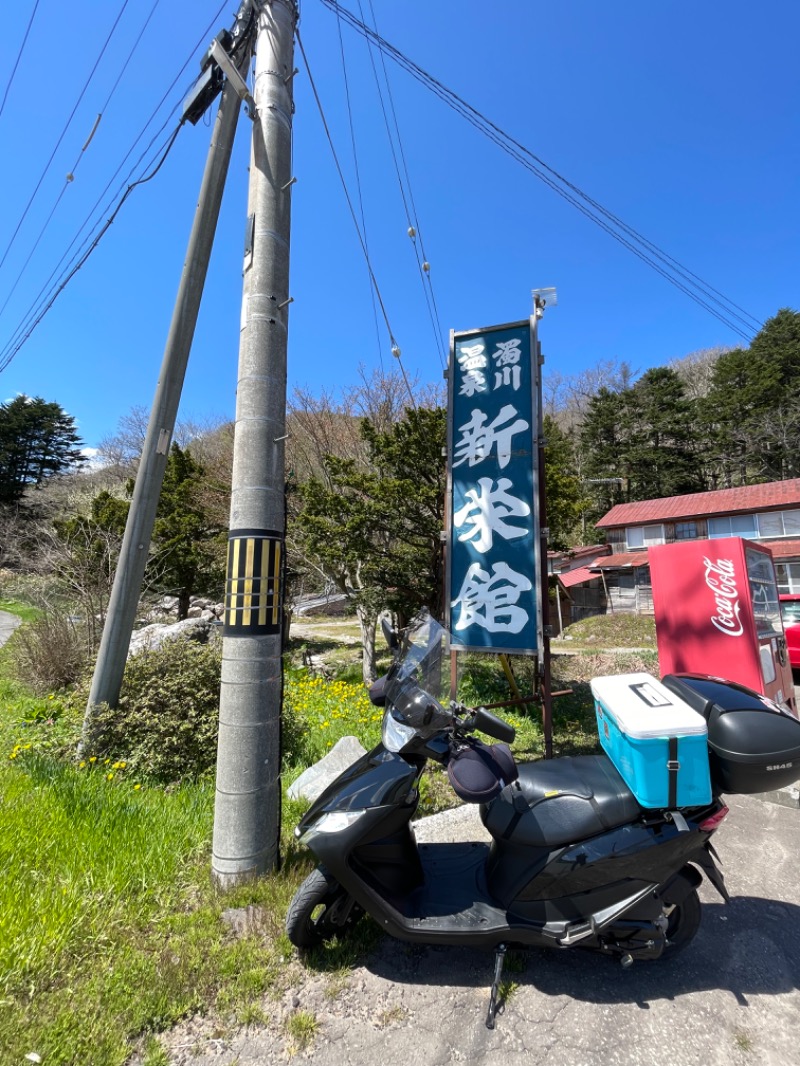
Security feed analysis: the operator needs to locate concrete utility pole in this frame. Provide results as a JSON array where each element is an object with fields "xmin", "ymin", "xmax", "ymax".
[
  {"xmin": 84, "ymin": 59, "xmax": 251, "ymax": 735},
  {"xmin": 212, "ymin": 0, "xmax": 298, "ymax": 886}
]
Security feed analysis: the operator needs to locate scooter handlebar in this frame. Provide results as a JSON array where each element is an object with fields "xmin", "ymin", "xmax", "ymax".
[{"xmin": 471, "ymin": 706, "xmax": 516, "ymax": 744}]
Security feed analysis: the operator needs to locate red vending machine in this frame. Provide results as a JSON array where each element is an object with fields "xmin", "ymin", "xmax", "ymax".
[{"xmin": 649, "ymin": 537, "xmax": 797, "ymax": 716}]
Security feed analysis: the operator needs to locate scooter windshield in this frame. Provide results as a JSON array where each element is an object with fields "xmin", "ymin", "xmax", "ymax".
[{"xmin": 384, "ymin": 611, "xmax": 451, "ymax": 732}]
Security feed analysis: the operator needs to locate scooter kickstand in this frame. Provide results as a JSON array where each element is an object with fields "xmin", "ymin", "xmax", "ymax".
[{"xmin": 486, "ymin": 943, "xmax": 508, "ymax": 1030}]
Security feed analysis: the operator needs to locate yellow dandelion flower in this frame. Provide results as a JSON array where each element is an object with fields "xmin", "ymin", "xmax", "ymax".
[
  {"xmin": 106, "ymin": 772, "xmax": 114, "ymax": 781},
  {"xmin": 79, "ymin": 761, "xmax": 86, "ymax": 768},
  {"xmin": 133, "ymin": 783, "xmax": 141, "ymax": 791},
  {"xmin": 89, "ymin": 756, "xmax": 97, "ymax": 763}
]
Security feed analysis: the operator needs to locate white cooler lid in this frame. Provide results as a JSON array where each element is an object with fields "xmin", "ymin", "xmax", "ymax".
[{"xmin": 590, "ymin": 672, "xmax": 708, "ymax": 739}]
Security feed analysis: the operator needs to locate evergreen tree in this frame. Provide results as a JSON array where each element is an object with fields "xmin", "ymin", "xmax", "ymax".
[
  {"xmin": 623, "ymin": 367, "xmax": 705, "ymax": 499},
  {"xmin": 542, "ymin": 414, "xmax": 588, "ymax": 549},
  {"xmin": 703, "ymin": 309, "xmax": 800, "ymax": 485},
  {"xmin": 579, "ymin": 386, "xmax": 628, "ymax": 522},
  {"xmin": 148, "ymin": 443, "xmax": 226, "ymax": 619},
  {"xmin": 0, "ymin": 395, "xmax": 85, "ymax": 505}
]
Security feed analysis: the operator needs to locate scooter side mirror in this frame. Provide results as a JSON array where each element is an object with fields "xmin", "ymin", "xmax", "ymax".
[{"xmin": 381, "ymin": 616, "xmax": 399, "ymax": 651}]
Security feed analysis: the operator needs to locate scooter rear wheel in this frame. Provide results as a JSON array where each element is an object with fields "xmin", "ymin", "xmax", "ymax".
[
  {"xmin": 662, "ymin": 887, "xmax": 702, "ymax": 955},
  {"xmin": 286, "ymin": 867, "xmax": 363, "ymax": 949}
]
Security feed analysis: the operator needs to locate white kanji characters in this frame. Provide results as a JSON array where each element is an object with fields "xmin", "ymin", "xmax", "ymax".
[
  {"xmin": 453, "ymin": 477, "xmax": 531, "ymax": 553},
  {"xmin": 459, "ymin": 372, "xmax": 487, "ymax": 397},
  {"xmin": 492, "ymin": 338, "xmax": 523, "ymax": 392},
  {"xmin": 451, "ymin": 561, "xmax": 532, "ymax": 633},
  {"xmin": 494, "ymin": 364, "xmax": 522, "ymax": 392},
  {"xmin": 452, "ymin": 404, "xmax": 529, "ymax": 469},
  {"xmin": 492, "ymin": 338, "xmax": 522, "ymax": 367},
  {"xmin": 457, "ymin": 343, "xmax": 488, "ymax": 371},
  {"xmin": 457, "ymin": 342, "xmax": 488, "ymax": 397}
]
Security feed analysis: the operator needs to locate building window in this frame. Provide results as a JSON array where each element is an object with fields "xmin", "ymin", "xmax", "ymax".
[
  {"xmin": 674, "ymin": 521, "xmax": 697, "ymax": 541},
  {"xmin": 775, "ymin": 562, "xmax": 800, "ymax": 595},
  {"xmin": 754, "ymin": 508, "xmax": 800, "ymax": 539},
  {"xmin": 708, "ymin": 514, "xmax": 757, "ymax": 539},
  {"xmin": 710, "ymin": 509, "xmax": 800, "ymax": 541},
  {"xmin": 626, "ymin": 524, "xmax": 664, "ymax": 550}
]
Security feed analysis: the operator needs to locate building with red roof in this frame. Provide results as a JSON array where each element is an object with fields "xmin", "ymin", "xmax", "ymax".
[{"xmin": 583, "ymin": 479, "xmax": 800, "ymax": 615}]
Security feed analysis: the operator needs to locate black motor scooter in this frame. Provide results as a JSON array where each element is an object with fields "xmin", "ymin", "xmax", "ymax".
[{"xmin": 287, "ymin": 612, "xmax": 799, "ymax": 1027}]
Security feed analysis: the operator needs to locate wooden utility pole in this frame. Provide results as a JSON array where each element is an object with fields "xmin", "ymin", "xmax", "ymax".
[{"xmin": 212, "ymin": 0, "xmax": 298, "ymax": 886}]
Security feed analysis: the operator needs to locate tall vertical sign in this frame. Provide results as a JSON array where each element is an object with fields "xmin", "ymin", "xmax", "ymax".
[{"xmin": 447, "ymin": 319, "xmax": 542, "ymax": 653}]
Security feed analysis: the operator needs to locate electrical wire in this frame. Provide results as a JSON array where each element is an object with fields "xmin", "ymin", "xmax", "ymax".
[
  {"xmin": 360, "ymin": 0, "xmax": 448, "ymax": 368},
  {"xmin": 0, "ymin": 0, "xmax": 133, "ymax": 279},
  {"xmin": 332, "ymin": 3, "xmax": 384, "ymax": 371},
  {"xmin": 319, "ymin": 0, "xmax": 760, "ymax": 343},
  {"xmin": 295, "ymin": 26, "xmax": 417, "ymax": 409},
  {"xmin": 0, "ymin": 124, "xmax": 182, "ymax": 374},
  {"xmin": 0, "ymin": 0, "xmax": 234, "ymax": 372},
  {"xmin": 0, "ymin": 0, "xmax": 42, "ymax": 121},
  {"xmin": 0, "ymin": 0, "xmax": 164, "ymax": 321}
]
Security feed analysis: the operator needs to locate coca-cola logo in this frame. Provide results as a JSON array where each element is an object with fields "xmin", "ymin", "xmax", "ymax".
[{"xmin": 704, "ymin": 556, "xmax": 743, "ymax": 636}]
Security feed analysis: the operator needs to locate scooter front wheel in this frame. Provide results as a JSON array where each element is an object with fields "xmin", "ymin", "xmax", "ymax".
[{"xmin": 286, "ymin": 867, "xmax": 363, "ymax": 949}]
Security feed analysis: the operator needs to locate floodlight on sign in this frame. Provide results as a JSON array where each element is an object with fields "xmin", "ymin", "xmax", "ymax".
[{"xmin": 531, "ymin": 287, "xmax": 558, "ymax": 316}]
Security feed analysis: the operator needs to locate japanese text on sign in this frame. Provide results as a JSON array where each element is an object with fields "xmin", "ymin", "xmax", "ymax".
[{"xmin": 447, "ymin": 321, "xmax": 541, "ymax": 653}]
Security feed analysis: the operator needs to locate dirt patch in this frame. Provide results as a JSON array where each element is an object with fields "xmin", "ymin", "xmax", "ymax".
[{"xmin": 291, "ymin": 620, "xmax": 362, "ymax": 645}]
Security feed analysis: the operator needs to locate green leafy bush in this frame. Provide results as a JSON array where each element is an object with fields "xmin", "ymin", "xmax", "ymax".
[{"xmin": 85, "ymin": 638, "xmax": 223, "ymax": 781}]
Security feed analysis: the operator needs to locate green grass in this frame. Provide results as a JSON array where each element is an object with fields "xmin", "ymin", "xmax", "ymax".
[
  {"xmin": 0, "ymin": 602, "xmax": 653, "ymax": 1064},
  {"xmin": 0, "ymin": 596, "xmax": 41, "ymax": 623},
  {"xmin": 0, "ymin": 635, "xmax": 316, "ymax": 1066},
  {"xmin": 560, "ymin": 612, "xmax": 657, "ymax": 648},
  {"xmin": 0, "ymin": 740, "xmax": 309, "ymax": 1065}
]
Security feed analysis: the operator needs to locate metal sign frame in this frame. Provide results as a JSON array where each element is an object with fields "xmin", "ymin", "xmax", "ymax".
[{"xmin": 445, "ymin": 317, "xmax": 543, "ymax": 655}]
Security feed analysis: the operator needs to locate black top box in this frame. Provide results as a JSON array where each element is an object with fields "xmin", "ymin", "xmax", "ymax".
[{"xmin": 661, "ymin": 674, "xmax": 800, "ymax": 795}]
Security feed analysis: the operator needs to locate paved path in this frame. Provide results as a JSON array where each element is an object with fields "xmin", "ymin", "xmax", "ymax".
[
  {"xmin": 144, "ymin": 792, "xmax": 800, "ymax": 1066},
  {"xmin": 0, "ymin": 609, "xmax": 21, "ymax": 649}
]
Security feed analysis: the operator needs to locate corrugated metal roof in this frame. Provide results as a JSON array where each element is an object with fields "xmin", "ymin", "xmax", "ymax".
[
  {"xmin": 597, "ymin": 479, "xmax": 800, "ymax": 529},
  {"xmin": 558, "ymin": 565, "xmax": 598, "ymax": 589},
  {"xmin": 591, "ymin": 550, "xmax": 650, "ymax": 569},
  {"xmin": 765, "ymin": 538, "xmax": 800, "ymax": 559},
  {"xmin": 585, "ymin": 540, "xmax": 800, "ymax": 570}
]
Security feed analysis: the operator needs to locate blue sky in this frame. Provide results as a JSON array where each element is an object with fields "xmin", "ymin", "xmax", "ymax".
[{"xmin": 0, "ymin": 0, "xmax": 797, "ymax": 450}]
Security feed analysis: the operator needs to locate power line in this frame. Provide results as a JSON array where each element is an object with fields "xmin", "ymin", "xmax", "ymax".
[
  {"xmin": 0, "ymin": 0, "xmax": 232, "ymax": 371},
  {"xmin": 0, "ymin": 0, "xmax": 133, "ymax": 279},
  {"xmin": 332, "ymin": 3, "xmax": 384, "ymax": 371},
  {"xmin": 319, "ymin": 0, "xmax": 760, "ymax": 343},
  {"xmin": 0, "ymin": 0, "xmax": 164, "ymax": 321},
  {"xmin": 361, "ymin": 0, "xmax": 448, "ymax": 367},
  {"xmin": 296, "ymin": 26, "xmax": 417, "ymax": 409},
  {"xmin": 0, "ymin": 0, "xmax": 42, "ymax": 121},
  {"xmin": 0, "ymin": 124, "xmax": 182, "ymax": 375}
]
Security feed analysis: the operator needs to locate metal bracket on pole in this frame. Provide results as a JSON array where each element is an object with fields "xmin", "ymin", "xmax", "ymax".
[{"xmin": 210, "ymin": 38, "xmax": 256, "ymax": 115}]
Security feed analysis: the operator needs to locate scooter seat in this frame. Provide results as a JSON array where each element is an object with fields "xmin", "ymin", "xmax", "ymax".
[{"xmin": 480, "ymin": 754, "xmax": 642, "ymax": 848}]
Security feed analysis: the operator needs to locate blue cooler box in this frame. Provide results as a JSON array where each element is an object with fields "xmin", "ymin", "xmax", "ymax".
[{"xmin": 590, "ymin": 673, "xmax": 711, "ymax": 809}]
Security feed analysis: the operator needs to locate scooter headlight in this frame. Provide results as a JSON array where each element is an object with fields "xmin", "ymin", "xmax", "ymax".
[
  {"xmin": 297, "ymin": 809, "xmax": 365, "ymax": 845},
  {"xmin": 382, "ymin": 709, "xmax": 416, "ymax": 752}
]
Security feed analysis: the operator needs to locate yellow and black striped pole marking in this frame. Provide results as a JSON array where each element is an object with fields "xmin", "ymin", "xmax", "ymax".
[{"xmin": 224, "ymin": 529, "xmax": 283, "ymax": 636}]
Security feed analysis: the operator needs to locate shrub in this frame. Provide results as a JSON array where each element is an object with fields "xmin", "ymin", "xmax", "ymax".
[
  {"xmin": 85, "ymin": 638, "xmax": 223, "ymax": 781},
  {"xmin": 10, "ymin": 611, "xmax": 88, "ymax": 694}
]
